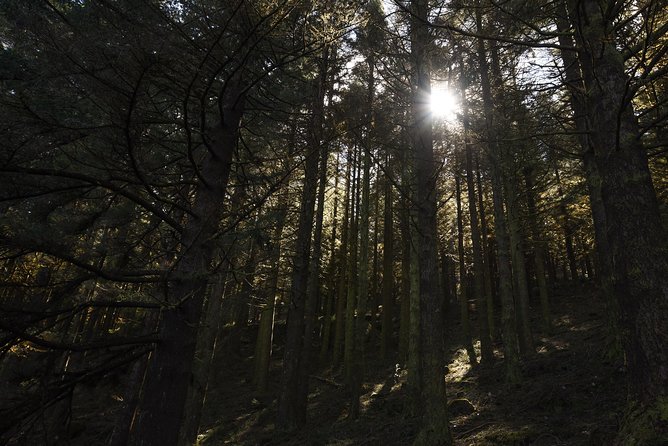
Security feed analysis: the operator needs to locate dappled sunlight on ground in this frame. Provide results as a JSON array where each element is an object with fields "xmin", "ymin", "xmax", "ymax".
[
  {"xmin": 446, "ymin": 347, "xmax": 473, "ymax": 383},
  {"xmin": 196, "ymin": 283, "xmax": 625, "ymax": 445}
]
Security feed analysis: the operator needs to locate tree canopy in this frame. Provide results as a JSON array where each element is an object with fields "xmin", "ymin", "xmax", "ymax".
[{"xmin": 1, "ymin": 1, "xmax": 667, "ymax": 445}]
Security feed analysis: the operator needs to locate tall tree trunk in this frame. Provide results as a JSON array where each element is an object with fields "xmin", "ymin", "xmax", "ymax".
[
  {"xmin": 410, "ymin": 0, "xmax": 452, "ymax": 442},
  {"xmin": 380, "ymin": 163, "xmax": 395, "ymax": 362},
  {"xmin": 372, "ymin": 178, "xmax": 381, "ymax": 314},
  {"xmin": 129, "ymin": 80, "xmax": 244, "ymax": 446},
  {"xmin": 464, "ymin": 126, "xmax": 493, "ymax": 364},
  {"xmin": 523, "ymin": 167, "xmax": 551, "ymax": 333},
  {"xmin": 299, "ymin": 135, "xmax": 329, "ymax": 410},
  {"xmin": 476, "ymin": 156, "xmax": 496, "ymax": 341},
  {"xmin": 276, "ymin": 140, "xmax": 320, "ymax": 430},
  {"xmin": 488, "ymin": 36, "xmax": 534, "ymax": 358},
  {"xmin": 350, "ymin": 54, "xmax": 376, "ymax": 417},
  {"xmin": 344, "ymin": 147, "xmax": 360, "ymax": 386},
  {"xmin": 332, "ymin": 154, "xmax": 352, "ymax": 367},
  {"xmin": 489, "ymin": 162, "xmax": 522, "ymax": 384},
  {"xmin": 407, "ymin": 185, "xmax": 421, "ymax": 412},
  {"xmin": 238, "ymin": 232, "xmax": 259, "ymax": 330},
  {"xmin": 567, "ymin": 1, "xmax": 668, "ymax": 442},
  {"xmin": 319, "ymin": 155, "xmax": 340, "ymax": 363},
  {"xmin": 455, "ymin": 173, "xmax": 478, "ymax": 365},
  {"xmin": 475, "ymin": 6, "xmax": 521, "ymax": 385},
  {"xmin": 554, "ymin": 1, "xmax": 619, "ymax": 355},
  {"xmin": 277, "ymin": 45, "xmax": 329, "ymax": 430},
  {"xmin": 554, "ymin": 165, "xmax": 578, "ymax": 281},
  {"xmin": 254, "ymin": 196, "xmax": 288, "ymax": 393},
  {"xmin": 440, "ymin": 241, "xmax": 457, "ymax": 339},
  {"xmin": 398, "ymin": 180, "xmax": 411, "ymax": 363},
  {"xmin": 178, "ymin": 189, "xmax": 251, "ymax": 439},
  {"xmin": 546, "ymin": 251, "xmax": 557, "ymax": 285},
  {"xmin": 178, "ymin": 269, "xmax": 227, "ymax": 446},
  {"xmin": 351, "ymin": 134, "xmax": 371, "ymax": 420},
  {"xmin": 505, "ymin": 175, "xmax": 534, "ymax": 356}
]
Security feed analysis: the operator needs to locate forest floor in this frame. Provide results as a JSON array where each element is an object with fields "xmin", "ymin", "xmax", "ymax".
[{"xmin": 197, "ymin": 282, "xmax": 627, "ymax": 446}]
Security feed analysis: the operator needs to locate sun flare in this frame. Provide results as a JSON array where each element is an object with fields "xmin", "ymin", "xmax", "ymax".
[{"xmin": 430, "ymin": 87, "xmax": 460, "ymax": 122}]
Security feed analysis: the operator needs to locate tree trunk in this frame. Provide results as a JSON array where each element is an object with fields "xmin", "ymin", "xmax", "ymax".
[
  {"xmin": 464, "ymin": 125, "xmax": 493, "ymax": 364},
  {"xmin": 410, "ymin": 0, "xmax": 452, "ymax": 443},
  {"xmin": 178, "ymin": 270, "xmax": 227, "ymax": 446},
  {"xmin": 299, "ymin": 134, "xmax": 329, "ymax": 410},
  {"xmin": 276, "ymin": 138, "xmax": 320, "ymax": 430},
  {"xmin": 399, "ymin": 180, "xmax": 411, "ymax": 363},
  {"xmin": 554, "ymin": 165, "xmax": 578, "ymax": 281},
  {"xmin": 475, "ymin": 6, "xmax": 521, "ymax": 384},
  {"xmin": 372, "ymin": 177, "xmax": 381, "ymax": 314},
  {"xmin": 332, "ymin": 154, "xmax": 352, "ymax": 367},
  {"xmin": 351, "ymin": 132, "xmax": 371, "ymax": 420},
  {"xmin": 488, "ymin": 35, "xmax": 534, "ymax": 358},
  {"xmin": 505, "ymin": 175, "xmax": 534, "ymax": 356},
  {"xmin": 350, "ymin": 54, "xmax": 376, "ymax": 417},
  {"xmin": 319, "ymin": 154, "xmax": 340, "ymax": 363},
  {"xmin": 344, "ymin": 147, "xmax": 360, "ymax": 387},
  {"xmin": 523, "ymin": 167, "xmax": 551, "ymax": 333},
  {"xmin": 129, "ymin": 80, "xmax": 244, "ymax": 446},
  {"xmin": 554, "ymin": 1, "xmax": 619, "ymax": 355},
  {"xmin": 567, "ymin": 1, "xmax": 668, "ymax": 442},
  {"xmin": 277, "ymin": 45, "xmax": 329, "ymax": 430},
  {"xmin": 380, "ymin": 164, "xmax": 395, "ymax": 362},
  {"xmin": 254, "ymin": 197, "xmax": 288, "ymax": 393},
  {"xmin": 476, "ymin": 156, "xmax": 496, "ymax": 341},
  {"xmin": 455, "ymin": 173, "xmax": 477, "ymax": 365},
  {"xmin": 407, "ymin": 186, "xmax": 421, "ymax": 412}
]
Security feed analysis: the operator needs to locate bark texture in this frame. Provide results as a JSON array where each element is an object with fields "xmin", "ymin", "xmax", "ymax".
[
  {"xmin": 129, "ymin": 81, "xmax": 244, "ymax": 446},
  {"xmin": 410, "ymin": 0, "xmax": 452, "ymax": 443},
  {"xmin": 567, "ymin": 1, "xmax": 668, "ymax": 443},
  {"xmin": 475, "ymin": 6, "xmax": 521, "ymax": 384}
]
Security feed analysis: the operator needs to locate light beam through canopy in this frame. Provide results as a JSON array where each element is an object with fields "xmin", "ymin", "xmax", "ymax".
[{"xmin": 430, "ymin": 86, "xmax": 460, "ymax": 122}]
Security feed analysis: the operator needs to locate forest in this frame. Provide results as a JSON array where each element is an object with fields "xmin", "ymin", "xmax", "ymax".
[{"xmin": 0, "ymin": 0, "xmax": 667, "ymax": 445}]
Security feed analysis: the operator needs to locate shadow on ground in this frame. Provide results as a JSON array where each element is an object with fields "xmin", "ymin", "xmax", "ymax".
[{"xmin": 198, "ymin": 282, "xmax": 625, "ymax": 445}]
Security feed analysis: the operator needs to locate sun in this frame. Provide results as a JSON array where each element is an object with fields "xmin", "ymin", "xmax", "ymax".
[{"xmin": 430, "ymin": 87, "xmax": 460, "ymax": 122}]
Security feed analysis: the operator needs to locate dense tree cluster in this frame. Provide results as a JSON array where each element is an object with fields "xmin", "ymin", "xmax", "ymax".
[{"xmin": 1, "ymin": 0, "xmax": 666, "ymax": 445}]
